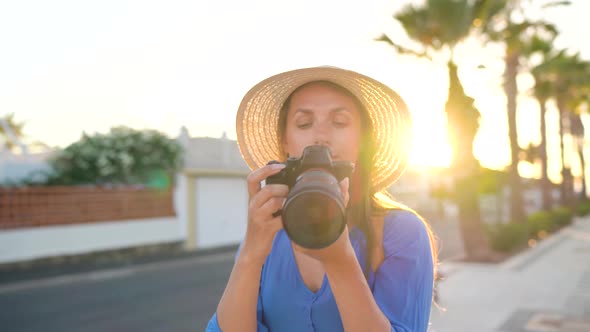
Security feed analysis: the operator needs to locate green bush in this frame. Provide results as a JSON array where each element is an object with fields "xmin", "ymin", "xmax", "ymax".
[
  {"xmin": 476, "ymin": 168, "xmax": 507, "ymax": 195},
  {"xmin": 551, "ymin": 207, "xmax": 573, "ymax": 227},
  {"xmin": 486, "ymin": 222, "xmax": 529, "ymax": 252},
  {"xmin": 488, "ymin": 206, "xmax": 576, "ymax": 253},
  {"xmin": 527, "ymin": 211, "xmax": 553, "ymax": 237},
  {"xmin": 25, "ymin": 127, "xmax": 184, "ymax": 187},
  {"xmin": 576, "ymin": 200, "xmax": 590, "ymax": 216}
]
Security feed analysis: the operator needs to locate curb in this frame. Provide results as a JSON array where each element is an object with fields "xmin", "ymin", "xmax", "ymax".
[
  {"xmin": 437, "ymin": 217, "xmax": 588, "ymax": 277},
  {"xmin": 0, "ymin": 242, "xmax": 239, "ymax": 286}
]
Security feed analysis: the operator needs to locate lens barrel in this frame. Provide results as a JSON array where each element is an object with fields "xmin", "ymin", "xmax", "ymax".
[{"xmin": 282, "ymin": 170, "xmax": 346, "ymax": 249}]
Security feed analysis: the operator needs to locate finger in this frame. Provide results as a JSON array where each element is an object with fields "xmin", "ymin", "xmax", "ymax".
[
  {"xmin": 339, "ymin": 177, "xmax": 349, "ymax": 193},
  {"xmin": 247, "ymin": 164, "xmax": 286, "ymax": 198},
  {"xmin": 249, "ymin": 184, "xmax": 289, "ymax": 209},
  {"xmin": 339, "ymin": 177, "xmax": 350, "ymax": 207},
  {"xmin": 257, "ymin": 197, "xmax": 286, "ymax": 218},
  {"xmin": 269, "ymin": 215, "xmax": 284, "ymax": 233}
]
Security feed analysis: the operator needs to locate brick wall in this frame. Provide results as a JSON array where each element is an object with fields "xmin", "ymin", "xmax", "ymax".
[{"xmin": 0, "ymin": 186, "xmax": 175, "ymax": 229}]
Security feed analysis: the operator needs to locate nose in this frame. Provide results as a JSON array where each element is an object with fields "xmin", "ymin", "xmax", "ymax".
[
  {"xmin": 313, "ymin": 124, "xmax": 329, "ymax": 145},
  {"xmin": 313, "ymin": 137, "xmax": 330, "ymax": 145},
  {"xmin": 312, "ymin": 123, "xmax": 331, "ymax": 147}
]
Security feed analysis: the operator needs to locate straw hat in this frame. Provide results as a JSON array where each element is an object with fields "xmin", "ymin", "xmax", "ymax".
[{"xmin": 235, "ymin": 66, "xmax": 412, "ymax": 193}]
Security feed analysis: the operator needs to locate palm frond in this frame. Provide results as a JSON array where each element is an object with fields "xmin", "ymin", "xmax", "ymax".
[{"xmin": 375, "ymin": 34, "xmax": 432, "ymax": 60}]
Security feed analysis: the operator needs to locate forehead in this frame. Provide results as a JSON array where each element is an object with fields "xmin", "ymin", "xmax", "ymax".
[
  {"xmin": 291, "ymin": 81, "xmax": 351, "ymax": 97},
  {"xmin": 287, "ymin": 81, "xmax": 361, "ymax": 111}
]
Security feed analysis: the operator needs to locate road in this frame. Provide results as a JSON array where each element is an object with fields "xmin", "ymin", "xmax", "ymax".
[
  {"xmin": 0, "ymin": 252, "xmax": 234, "ymax": 332},
  {"xmin": 0, "ymin": 215, "xmax": 463, "ymax": 332}
]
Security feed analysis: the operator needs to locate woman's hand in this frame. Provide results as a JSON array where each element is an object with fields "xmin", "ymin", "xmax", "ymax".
[
  {"xmin": 239, "ymin": 163, "xmax": 289, "ymax": 265},
  {"xmin": 292, "ymin": 177, "xmax": 355, "ymax": 266}
]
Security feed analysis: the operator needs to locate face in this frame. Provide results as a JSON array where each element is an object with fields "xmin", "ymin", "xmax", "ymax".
[{"xmin": 282, "ymin": 82, "xmax": 362, "ymax": 163}]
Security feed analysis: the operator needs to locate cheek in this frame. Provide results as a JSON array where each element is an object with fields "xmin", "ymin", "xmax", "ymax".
[{"xmin": 337, "ymin": 128, "xmax": 362, "ymax": 160}]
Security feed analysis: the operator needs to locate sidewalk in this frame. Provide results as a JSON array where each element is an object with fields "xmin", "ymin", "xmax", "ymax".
[{"xmin": 429, "ymin": 216, "xmax": 590, "ymax": 332}]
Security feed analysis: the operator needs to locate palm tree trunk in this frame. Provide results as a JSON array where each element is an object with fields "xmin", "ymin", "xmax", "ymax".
[
  {"xmin": 570, "ymin": 113, "xmax": 587, "ymax": 201},
  {"xmin": 556, "ymin": 96, "xmax": 572, "ymax": 206},
  {"xmin": 445, "ymin": 61, "xmax": 489, "ymax": 258},
  {"xmin": 538, "ymin": 97, "xmax": 552, "ymax": 210},
  {"xmin": 455, "ymin": 173, "xmax": 489, "ymax": 258},
  {"xmin": 504, "ymin": 51, "xmax": 525, "ymax": 221},
  {"xmin": 578, "ymin": 144, "xmax": 587, "ymax": 200}
]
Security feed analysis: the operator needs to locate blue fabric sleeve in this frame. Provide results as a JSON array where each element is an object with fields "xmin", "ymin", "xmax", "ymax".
[
  {"xmin": 372, "ymin": 211, "xmax": 434, "ymax": 332},
  {"xmin": 204, "ymin": 243, "xmax": 270, "ymax": 332}
]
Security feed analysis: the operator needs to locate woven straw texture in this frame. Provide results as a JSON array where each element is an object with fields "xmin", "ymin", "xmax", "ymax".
[{"xmin": 236, "ymin": 66, "xmax": 412, "ymax": 192}]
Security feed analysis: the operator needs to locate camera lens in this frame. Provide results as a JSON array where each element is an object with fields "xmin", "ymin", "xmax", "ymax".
[{"xmin": 282, "ymin": 170, "xmax": 346, "ymax": 249}]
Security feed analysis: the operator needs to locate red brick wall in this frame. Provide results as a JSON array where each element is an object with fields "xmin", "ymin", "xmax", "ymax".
[{"xmin": 0, "ymin": 186, "xmax": 175, "ymax": 229}]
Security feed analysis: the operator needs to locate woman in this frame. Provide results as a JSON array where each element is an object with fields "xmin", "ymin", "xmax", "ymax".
[{"xmin": 206, "ymin": 66, "xmax": 438, "ymax": 332}]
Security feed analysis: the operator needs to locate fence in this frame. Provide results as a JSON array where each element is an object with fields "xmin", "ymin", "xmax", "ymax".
[{"xmin": 0, "ymin": 186, "xmax": 175, "ymax": 229}]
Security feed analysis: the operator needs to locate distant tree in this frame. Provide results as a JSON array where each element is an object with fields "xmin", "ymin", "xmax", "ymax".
[
  {"xmin": 40, "ymin": 127, "xmax": 184, "ymax": 187},
  {"xmin": 0, "ymin": 113, "xmax": 26, "ymax": 151},
  {"xmin": 534, "ymin": 50, "xmax": 590, "ymax": 206},
  {"xmin": 478, "ymin": 0, "xmax": 561, "ymax": 222},
  {"xmin": 531, "ymin": 46, "xmax": 555, "ymax": 210},
  {"xmin": 377, "ymin": 0, "xmax": 497, "ymax": 259},
  {"xmin": 570, "ymin": 112, "xmax": 588, "ymax": 200}
]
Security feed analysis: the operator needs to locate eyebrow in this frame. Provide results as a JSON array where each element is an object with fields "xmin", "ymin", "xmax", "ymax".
[{"xmin": 294, "ymin": 107, "xmax": 351, "ymax": 114}]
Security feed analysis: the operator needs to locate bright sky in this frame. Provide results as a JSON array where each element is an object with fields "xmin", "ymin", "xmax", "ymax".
[{"xmin": 1, "ymin": 0, "xmax": 589, "ymax": 181}]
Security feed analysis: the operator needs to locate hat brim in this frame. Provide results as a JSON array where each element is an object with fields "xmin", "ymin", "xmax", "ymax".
[{"xmin": 236, "ymin": 66, "xmax": 412, "ymax": 192}]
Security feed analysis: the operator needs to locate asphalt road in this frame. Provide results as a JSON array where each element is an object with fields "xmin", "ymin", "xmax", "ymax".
[
  {"xmin": 0, "ymin": 214, "xmax": 463, "ymax": 332},
  {"xmin": 0, "ymin": 252, "xmax": 235, "ymax": 332}
]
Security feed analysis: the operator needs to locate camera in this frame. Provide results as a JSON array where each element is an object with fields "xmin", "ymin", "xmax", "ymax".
[{"xmin": 266, "ymin": 145, "xmax": 354, "ymax": 249}]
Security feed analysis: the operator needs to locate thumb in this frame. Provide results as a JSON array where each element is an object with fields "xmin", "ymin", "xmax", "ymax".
[{"xmin": 339, "ymin": 177, "xmax": 350, "ymax": 207}]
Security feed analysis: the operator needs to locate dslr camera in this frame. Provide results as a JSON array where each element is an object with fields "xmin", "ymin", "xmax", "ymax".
[{"xmin": 266, "ymin": 145, "xmax": 354, "ymax": 249}]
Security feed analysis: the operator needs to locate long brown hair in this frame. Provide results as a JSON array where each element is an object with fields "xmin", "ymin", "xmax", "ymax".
[{"xmin": 277, "ymin": 81, "xmax": 438, "ymax": 283}]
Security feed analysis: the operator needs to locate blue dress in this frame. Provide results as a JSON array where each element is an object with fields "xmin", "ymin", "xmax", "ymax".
[{"xmin": 206, "ymin": 210, "xmax": 434, "ymax": 332}]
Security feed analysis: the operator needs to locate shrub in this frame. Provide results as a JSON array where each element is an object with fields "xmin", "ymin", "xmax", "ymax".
[
  {"xmin": 527, "ymin": 211, "xmax": 554, "ymax": 238},
  {"xmin": 486, "ymin": 222, "xmax": 529, "ymax": 252},
  {"xmin": 576, "ymin": 200, "xmax": 590, "ymax": 217},
  {"xmin": 551, "ymin": 206, "xmax": 573, "ymax": 227},
  {"xmin": 26, "ymin": 127, "xmax": 184, "ymax": 187}
]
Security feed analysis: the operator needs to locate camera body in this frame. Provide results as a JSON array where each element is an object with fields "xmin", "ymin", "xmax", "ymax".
[{"xmin": 266, "ymin": 145, "xmax": 354, "ymax": 249}]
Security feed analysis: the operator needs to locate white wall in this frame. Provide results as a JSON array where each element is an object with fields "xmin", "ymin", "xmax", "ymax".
[
  {"xmin": 195, "ymin": 177, "xmax": 248, "ymax": 248},
  {"xmin": 0, "ymin": 171, "xmax": 250, "ymax": 263},
  {"xmin": 0, "ymin": 151, "xmax": 54, "ymax": 184},
  {"xmin": 174, "ymin": 174, "xmax": 188, "ymax": 243},
  {"xmin": 0, "ymin": 217, "xmax": 183, "ymax": 264}
]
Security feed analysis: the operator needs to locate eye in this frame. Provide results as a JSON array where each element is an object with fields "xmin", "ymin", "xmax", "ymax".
[
  {"xmin": 333, "ymin": 115, "xmax": 350, "ymax": 127},
  {"xmin": 295, "ymin": 116, "xmax": 313, "ymax": 129},
  {"xmin": 296, "ymin": 122, "xmax": 312, "ymax": 129}
]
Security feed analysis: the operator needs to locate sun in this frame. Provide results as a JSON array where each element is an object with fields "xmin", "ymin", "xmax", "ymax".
[
  {"xmin": 402, "ymin": 92, "xmax": 453, "ymax": 169},
  {"xmin": 408, "ymin": 132, "xmax": 453, "ymax": 168}
]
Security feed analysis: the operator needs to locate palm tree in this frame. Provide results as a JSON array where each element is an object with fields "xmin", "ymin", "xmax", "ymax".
[
  {"xmin": 377, "ymin": 0, "xmax": 496, "ymax": 258},
  {"xmin": 567, "ymin": 86, "xmax": 590, "ymax": 202},
  {"xmin": 570, "ymin": 112, "xmax": 587, "ymax": 200},
  {"xmin": 0, "ymin": 113, "xmax": 26, "ymax": 152},
  {"xmin": 531, "ymin": 48, "xmax": 556, "ymax": 210},
  {"xmin": 535, "ymin": 51, "xmax": 590, "ymax": 206},
  {"xmin": 570, "ymin": 89, "xmax": 590, "ymax": 203},
  {"xmin": 478, "ymin": 0, "xmax": 560, "ymax": 222}
]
